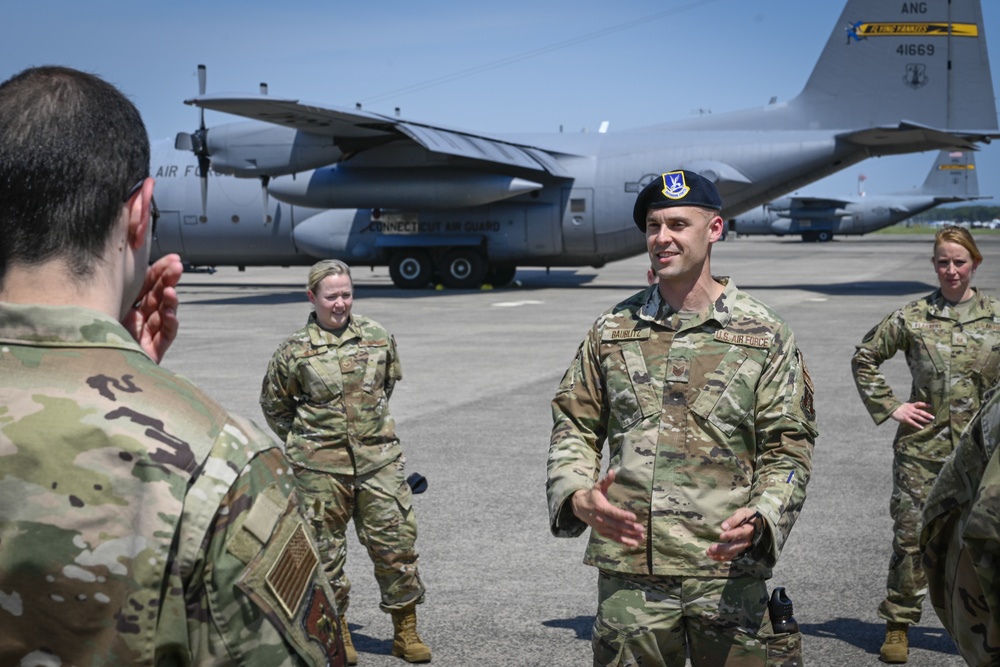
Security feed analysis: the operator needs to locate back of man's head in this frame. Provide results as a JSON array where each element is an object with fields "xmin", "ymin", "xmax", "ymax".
[{"xmin": 0, "ymin": 66, "xmax": 150, "ymax": 281}]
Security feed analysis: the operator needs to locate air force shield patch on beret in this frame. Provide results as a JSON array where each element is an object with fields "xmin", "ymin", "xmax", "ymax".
[{"xmin": 662, "ymin": 171, "xmax": 691, "ymax": 200}]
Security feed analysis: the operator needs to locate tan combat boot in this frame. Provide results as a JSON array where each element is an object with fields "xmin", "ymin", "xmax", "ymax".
[
  {"xmin": 879, "ymin": 622, "xmax": 909, "ymax": 663},
  {"xmin": 390, "ymin": 607, "xmax": 431, "ymax": 663},
  {"xmin": 339, "ymin": 615, "xmax": 358, "ymax": 665}
]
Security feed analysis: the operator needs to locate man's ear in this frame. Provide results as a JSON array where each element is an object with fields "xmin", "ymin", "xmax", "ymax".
[
  {"xmin": 126, "ymin": 177, "xmax": 155, "ymax": 250},
  {"xmin": 708, "ymin": 213, "xmax": 725, "ymax": 243}
]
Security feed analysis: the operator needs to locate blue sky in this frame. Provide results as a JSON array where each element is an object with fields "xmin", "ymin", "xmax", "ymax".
[{"xmin": 3, "ymin": 0, "xmax": 998, "ymax": 200}]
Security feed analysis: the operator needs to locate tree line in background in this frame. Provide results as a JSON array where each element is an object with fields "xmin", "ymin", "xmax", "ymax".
[{"xmin": 909, "ymin": 205, "xmax": 1000, "ymax": 224}]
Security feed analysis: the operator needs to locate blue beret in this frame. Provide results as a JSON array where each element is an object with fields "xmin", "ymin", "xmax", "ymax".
[{"xmin": 633, "ymin": 170, "xmax": 722, "ymax": 230}]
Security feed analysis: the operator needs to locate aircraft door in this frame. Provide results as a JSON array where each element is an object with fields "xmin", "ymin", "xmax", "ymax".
[
  {"xmin": 152, "ymin": 210, "xmax": 185, "ymax": 256},
  {"xmin": 561, "ymin": 188, "xmax": 595, "ymax": 256}
]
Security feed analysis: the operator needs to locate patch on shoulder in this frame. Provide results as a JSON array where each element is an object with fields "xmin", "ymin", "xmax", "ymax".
[
  {"xmin": 714, "ymin": 330, "xmax": 773, "ymax": 349},
  {"xmin": 303, "ymin": 585, "xmax": 346, "ymax": 665},
  {"xmin": 266, "ymin": 523, "xmax": 319, "ymax": 618},
  {"xmin": 602, "ymin": 328, "xmax": 651, "ymax": 342}
]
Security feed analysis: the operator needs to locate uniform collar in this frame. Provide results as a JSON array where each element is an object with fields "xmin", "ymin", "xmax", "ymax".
[
  {"xmin": 0, "ymin": 302, "xmax": 147, "ymax": 357},
  {"xmin": 929, "ymin": 287, "xmax": 996, "ymax": 323},
  {"xmin": 307, "ymin": 312, "xmax": 360, "ymax": 347},
  {"xmin": 638, "ymin": 277, "xmax": 736, "ymax": 331}
]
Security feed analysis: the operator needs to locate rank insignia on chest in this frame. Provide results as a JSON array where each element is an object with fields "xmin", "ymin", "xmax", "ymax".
[{"xmin": 714, "ymin": 330, "xmax": 773, "ymax": 349}]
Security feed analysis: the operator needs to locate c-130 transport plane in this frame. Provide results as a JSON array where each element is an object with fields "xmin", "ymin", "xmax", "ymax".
[
  {"xmin": 732, "ymin": 149, "xmax": 989, "ymax": 242},
  {"xmin": 152, "ymin": 0, "xmax": 999, "ymax": 289}
]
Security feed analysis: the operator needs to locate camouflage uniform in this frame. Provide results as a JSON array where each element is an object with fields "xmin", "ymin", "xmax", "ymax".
[
  {"xmin": 260, "ymin": 313, "xmax": 424, "ymax": 615},
  {"xmin": 921, "ymin": 386, "xmax": 1000, "ymax": 665},
  {"xmin": 548, "ymin": 279, "xmax": 816, "ymax": 666},
  {"xmin": 852, "ymin": 288, "xmax": 1000, "ymax": 625},
  {"xmin": 0, "ymin": 304, "xmax": 344, "ymax": 666}
]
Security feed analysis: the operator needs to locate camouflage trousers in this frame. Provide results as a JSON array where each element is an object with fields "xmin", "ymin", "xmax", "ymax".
[
  {"xmin": 879, "ymin": 453, "xmax": 943, "ymax": 625},
  {"xmin": 293, "ymin": 458, "xmax": 425, "ymax": 615},
  {"xmin": 593, "ymin": 571, "xmax": 802, "ymax": 667}
]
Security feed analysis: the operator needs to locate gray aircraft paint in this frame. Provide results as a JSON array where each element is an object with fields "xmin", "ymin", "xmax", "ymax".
[
  {"xmin": 152, "ymin": 0, "xmax": 999, "ymax": 288},
  {"xmin": 732, "ymin": 149, "xmax": 988, "ymax": 242}
]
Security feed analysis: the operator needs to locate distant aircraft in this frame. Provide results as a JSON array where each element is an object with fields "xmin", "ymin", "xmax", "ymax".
[
  {"xmin": 151, "ymin": 0, "xmax": 999, "ymax": 288},
  {"xmin": 731, "ymin": 150, "xmax": 989, "ymax": 242}
]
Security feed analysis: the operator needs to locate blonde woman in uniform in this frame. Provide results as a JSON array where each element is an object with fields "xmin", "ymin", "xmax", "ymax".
[{"xmin": 852, "ymin": 226, "xmax": 1000, "ymax": 664}]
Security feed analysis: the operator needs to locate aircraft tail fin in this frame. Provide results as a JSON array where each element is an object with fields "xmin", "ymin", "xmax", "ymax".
[
  {"xmin": 795, "ymin": 0, "xmax": 998, "ymax": 130},
  {"xmin": 917, "ymin": 150, "xmax": 979, "ymax": 197}
]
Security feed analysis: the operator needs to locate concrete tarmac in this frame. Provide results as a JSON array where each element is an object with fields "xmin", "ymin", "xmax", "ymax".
[{"xmin": 167, "ymin": 233, "xmax": 999, "ymax": 666}]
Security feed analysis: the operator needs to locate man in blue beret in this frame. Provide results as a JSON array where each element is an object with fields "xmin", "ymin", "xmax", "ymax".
[{"xmin": 547, "ymin": 170, "xmax": 817, "ymax": 665}]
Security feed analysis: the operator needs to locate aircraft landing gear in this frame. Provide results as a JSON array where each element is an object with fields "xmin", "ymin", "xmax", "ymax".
[
  {"xmin": 485, "ymin": 264, "xmax": 517, "ymax": 287},
  {"xmin": 439, "ymin": 248, "xmax": 487, "ymax": 289},
  {"xmin": 389, "ymin": 250, "xmax": 433, "ymax": 289},
  {"xmin": 801, "ymin": 230, "xmax": 833, "ymax": 242}
]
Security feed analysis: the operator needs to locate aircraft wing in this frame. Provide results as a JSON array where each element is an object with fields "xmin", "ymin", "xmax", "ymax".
[
  {"xmin": 186, "ymin": 94, "xmax": 571, "ymax": 177},
  {"xmin": 839, "ymin": 121, "xmax": 1000, "ymax": 154}
]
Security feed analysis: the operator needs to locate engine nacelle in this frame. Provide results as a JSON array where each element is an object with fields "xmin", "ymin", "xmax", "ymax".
[
  {"xmin": 269, "ymin": 167, "xmax": 543, "ymax": 209},
  {"xmin": 205, "ymin": 122, "xmax": 344, "ymax": 177}
]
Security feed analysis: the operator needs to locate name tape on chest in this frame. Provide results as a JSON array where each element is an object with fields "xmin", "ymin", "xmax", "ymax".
[
  {"xmin": 714, "ymin": 330, "xmax": 773, "ymax": 349},
  {"xmin": 603, "ymin": 328, "xmax": 652, "ymax": 342}
]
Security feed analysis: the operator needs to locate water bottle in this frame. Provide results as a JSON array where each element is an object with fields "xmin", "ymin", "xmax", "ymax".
[{"xmin": 768, "ymin": 587, "xmax": 798, "ymax": 634}]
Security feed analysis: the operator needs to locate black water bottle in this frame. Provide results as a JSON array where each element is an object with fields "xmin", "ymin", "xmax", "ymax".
[{"xmin": 768, "ymin": 587, "xmax": 798, "ymax": 634}]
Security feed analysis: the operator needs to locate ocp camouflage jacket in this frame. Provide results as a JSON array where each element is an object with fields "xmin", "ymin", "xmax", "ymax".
[
  {"xmin": 261, "ymin": 313, "xmax": 403, "ymax": 476},
  {"xmin": 547, "ymin": 279, "xmax": 817, "ymax": 578},
  {"xmin": 0, "ymin": 304, "xmax": 342, "ymax": 666},
  {"xmin": 921, "ymin": 385, "xmax": 1000, "ymax": 665},
  {"xmin": 852, "ymin": 288, "xmax": 1000, "ymax": 461}
]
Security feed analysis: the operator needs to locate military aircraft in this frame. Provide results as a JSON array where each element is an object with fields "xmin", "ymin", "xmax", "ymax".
[
  {"xmin": 731, "ymin": 149, "xmax": 989, "ymax": 242},
  {"xmin": 151, "ymin": 0, "xmax": 999, "ymax": 289}
]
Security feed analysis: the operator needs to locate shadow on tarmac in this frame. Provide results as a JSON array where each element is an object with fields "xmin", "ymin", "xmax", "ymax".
[
  {"xmin": 348, "ymin": 623, "xmax": 393, "ymax": 658},
  {"xmin": 739, "ymin": 281, "xmax": 936, "ymax": 297},
  {"xmin": 541, "ymin": 615, "xmax": 593, "ymax": 640},
  {"xmin": 180, "ymin": 273, "xmax": 936, "ymax": 306},
  {"xmin": 800, "ymin": 618, "xmax": 958, "ymax": 657}
]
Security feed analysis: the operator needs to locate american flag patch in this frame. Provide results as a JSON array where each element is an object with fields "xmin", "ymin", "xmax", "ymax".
[{"xmin": 266, "ymin": 523, "xmax": 319, "ymax": 618}]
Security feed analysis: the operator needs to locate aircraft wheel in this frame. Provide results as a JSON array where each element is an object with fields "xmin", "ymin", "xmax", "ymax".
[
  {"xmin": 816, "ymin": 230, "xmax": 833, "ymax": 242},
  {"xmin": 485, "ymin": 263, "xmax": 517, "ymax": 287},
  {"xmin": 800, "ymin": 231, "xmax": 818, "ymax": 242},
  {"xmin": 390, "ymin": 250, "xmax": 433, "ymax": 289},
  {"xmin": 440, "ymin": 248, "xmax": 487, "ymax": 289}
]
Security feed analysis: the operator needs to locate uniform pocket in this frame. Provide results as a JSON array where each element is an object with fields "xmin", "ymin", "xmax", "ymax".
[
  {"xmin": 303, "ymin": 354, "xmax": 342, "ymax": 403},
  {"xmin": 973, "ymin": 336, "xmax": 1000, "ymax": 389},
  {"xmin": 592, "ymin": 615, "xmax": 641, "ymax": 667},
  {"xmin": 604, "ymin": 341, "xmax": 660, "ymax": 430},
  {"xmin": 765, "ymin": 630, "xmax": 803, "ymax": 667},
  {"xmin": 360, "ymin": 341, "xmax": 388, "ymax": 393},
  {"xmin": 690, "ymin": 346, "xmax": 760, "ymax": 436}
]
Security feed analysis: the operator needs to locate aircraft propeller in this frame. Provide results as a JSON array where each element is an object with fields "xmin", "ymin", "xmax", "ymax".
[{"xmin": 174, "ymin": 64, "xmax": 211, "ymax": 222}]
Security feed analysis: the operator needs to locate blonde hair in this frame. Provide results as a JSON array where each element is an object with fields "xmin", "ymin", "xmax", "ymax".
[
  {"xmin": 306, "ymin": 259, "xmax": 352, "ymax": 294},
  {"xmin": 934, "ymin": 225, "xmax": 982, "ymax": 264}
]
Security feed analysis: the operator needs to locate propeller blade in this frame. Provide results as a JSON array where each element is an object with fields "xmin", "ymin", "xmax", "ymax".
[
  {"xmin": 197, "ymin": 64, "xmax": 207, "ymax": 131},
  {"xmin": 199, "ymin": 155, "xmax": 210, "ymax": 221},
  {"xmin": 261, "ymin": 176, "xmax": 271, "ymax": 224},
  {"xmin": 260, "ymin": 82, "xmax": 268, "ymax": 95}
]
